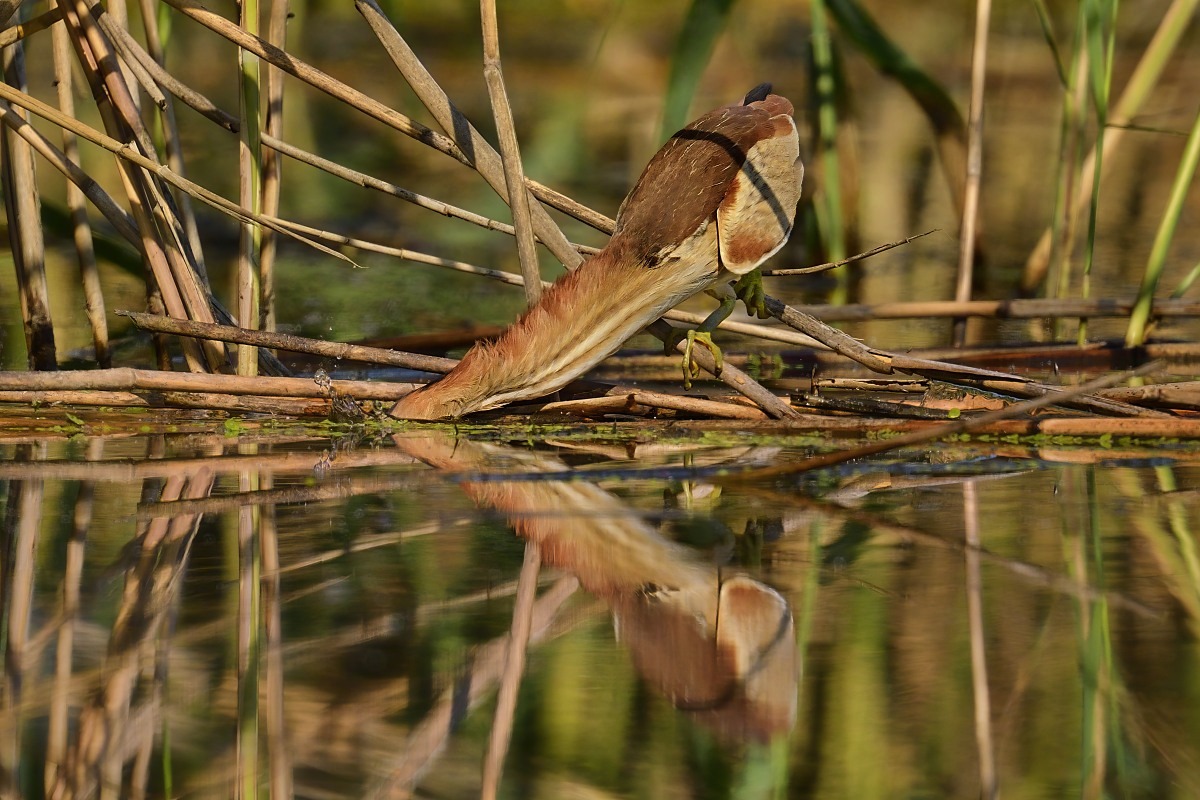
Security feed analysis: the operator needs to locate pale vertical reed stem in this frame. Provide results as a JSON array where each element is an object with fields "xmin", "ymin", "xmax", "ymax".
[
  {"xmin": 259, "ymin": 0, "xmax": 291, "ymax": 334},
  {"xmin": 480, "ymin": 0, "xmax": 542, "ymax": 306},
  {"xmin": 953, "ymin": 0, "xmax": 991, "ymax": 346},
  {"xmin": 481, "ymin": 542, "xmax": 541, "ymax": 800},
  {"xmin": 237, "ymin": 0, "xmax": 263, "ymax": 376},
  {"xmin": 2, "ymin": 38, "xmax": 56, "ymax": 369},
  {"xmin": 52, "ymin": 14, "xmax": 111, "ymax": 366}
]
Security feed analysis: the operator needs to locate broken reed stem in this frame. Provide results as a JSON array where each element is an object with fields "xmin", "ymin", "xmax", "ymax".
[
  {"xmin": 116, "ymin": 310, "xmax": 782, "ymax": 419},
  {"xmin": 51, "ymin": 10, "xmax": 109, "ymax": 367},
  {"xmin": 954, "ymin": 0, "xmax": 991, "ymax": 345},
  {"xmin": 480, "ymin": 0, "xmax": 542, "ymax": 306}
]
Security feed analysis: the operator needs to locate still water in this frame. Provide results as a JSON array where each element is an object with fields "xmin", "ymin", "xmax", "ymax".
[{"xmin": 2, "ymin": 421, "xmax": 1198, "ymax": 799}]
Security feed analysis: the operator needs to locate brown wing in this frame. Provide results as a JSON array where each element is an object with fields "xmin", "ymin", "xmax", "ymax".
[
  {"xmin": 613, "ymin": 95, "xmax": 800, "ymax": 268},
  {"xmin": 715, "ymin": 99, "xmax": 803, "ymax": 274}
]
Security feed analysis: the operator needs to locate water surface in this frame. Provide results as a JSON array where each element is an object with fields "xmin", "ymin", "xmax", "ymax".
[{"xmin": 3, "ymin": 421, "xmax": 1198, "ymax": 798}]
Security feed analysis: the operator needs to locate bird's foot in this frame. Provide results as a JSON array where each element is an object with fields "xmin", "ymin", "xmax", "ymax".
[
  {"xmin": 732, "ymin": 269, "xmax": 768, "ymax": 319},
  {"xmin": 681, "ymin": 330, "xmax": 724, "ymax": 390}
]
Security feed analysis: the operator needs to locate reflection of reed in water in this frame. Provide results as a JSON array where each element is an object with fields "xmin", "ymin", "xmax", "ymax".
[{"xmin": 393, "ymin": 432, "xmax": 798, "ymax": 744}]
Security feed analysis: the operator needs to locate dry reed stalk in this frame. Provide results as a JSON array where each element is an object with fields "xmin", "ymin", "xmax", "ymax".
[
  {"xmin": 761, "ymin": 230, "xmax": 935, "ymax": 276},
  {"xmin": 354, "ymin": 0, "xmax": 587, "ymax": 265},
  {"xmin": 0, "ymin": 98, "xmax": 136, "ymax": 239},
  {"xmin": 236, "ymin": 0, "xmax": 263, "ymax": 381},
  {"xmin": 0, "ymin": 389, "xmax": 334, "ymax": 415},
  {"xmin": 0, "ymin": 6, "xmax": 63, "ymax": 48},
  {"xmin": 2, "ymin": 37, "xmax": 56, "ymax": 370},
  {"xmin": 96, "ymin": 13, "xmax": 166, "ymax": 110},
  {"xmin": 259, "ymin": 0, "xmax": 291, "ymax": 342},
  {"xmin": 480, "ymin": 0, "xmax": 542, "ymax": 306},
  {"xmin": 159, "ymin": 0, "xmax": 471, "ymax": 164},
  {"xmin": 1098, "ymin": 382, "xmax": 1200, "ymax": 411},
  {"xmin": 119, "ymin": 309, "xmax": 458, "ymax": 373},
  {"xmin": 0, "ymin": 367, "xmax": 418, "ymax": 399},
  {"xmin": 783, "ymin": 297, "xmax": 1200, "ymax": 321},
  {"xmin": 88, "ymin": 36, "xmax": 541, "ymax": 246},
  {"xmin": 539, "ymin": 390, "xmax": 769, "ymax": 420},
  {"xmin": 54, "ymin": 0, "xmax": 212, "ymax": 371},
  {"xmin": 953, "ymin": 0, "xmax": 992, "ymax": 346},
  {"xmin": 136, "ymin": 0, "xmax": 208, "ymax": 274},
  {"xmin": 51, "ymin": 15, "xmax": 109, "ymax": 367},
  {"xmin": 723, "ymin": 360, "xmax": 1164, "ymax": 482},
  {"xmin": 764, "ymin": 293, "xmax": 1167, "ymax": 417},
  {"xmin": 0, "ymin": 79, "xmax": 349, "ymax": 265}
]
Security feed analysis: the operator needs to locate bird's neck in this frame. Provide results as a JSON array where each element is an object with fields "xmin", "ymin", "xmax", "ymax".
[{"xmin": 392, "ymin": 232, "xmax": 721, "ymax": 420}]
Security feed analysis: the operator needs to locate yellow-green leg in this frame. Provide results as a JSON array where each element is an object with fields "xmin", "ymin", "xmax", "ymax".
[
  {"xmin": 667, "ymin": 294, "xmax": 735, "ymax": 389},
  {"xmin": 666, "ymin": 269, "xmax": 766, "ymax": 388}
]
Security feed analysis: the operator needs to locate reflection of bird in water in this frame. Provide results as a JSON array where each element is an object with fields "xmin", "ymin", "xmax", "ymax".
[
  {"xmin": 392, "ymin": 84, "xmax": 804, "ymax": 420},
  {"xmin": 393, "ymin": 431, "xmax": 798, "ymax": 742}
]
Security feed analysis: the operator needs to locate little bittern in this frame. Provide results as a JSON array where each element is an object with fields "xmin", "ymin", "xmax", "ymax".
[{"xmin": 392, "ymin": 84, "xmax": 803, "ymax": 421}]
